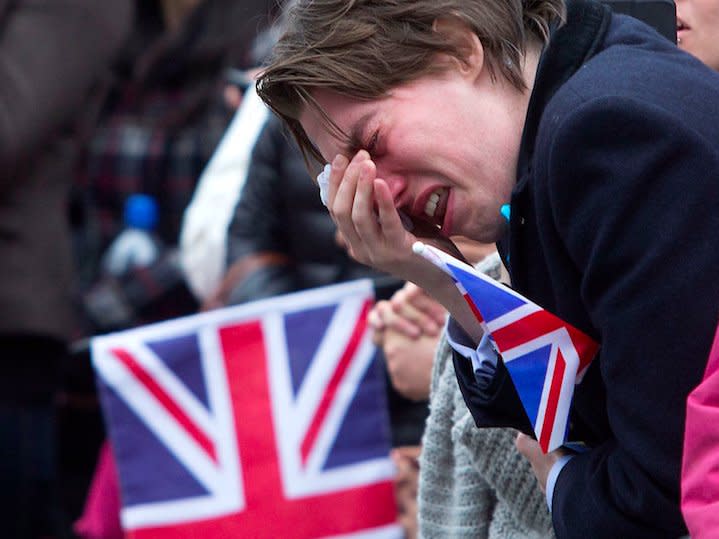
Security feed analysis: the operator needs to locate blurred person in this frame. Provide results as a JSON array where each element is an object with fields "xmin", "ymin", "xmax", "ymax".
[
  {"xmin": 74, "ymin": 0, "xmax": 276, "ymax": 336},
  {"xmin": 179, "ymin": 4, "xmax": 297, "ymax": 304},
  {"xmin": 0, "ymin": 1, "xmax": 131, "ymax": 537},
  {"xmin": 682, "ymin": 323, "xmax": 719, "ymax": 539},
  {"xmin": 675, "ymin": 0, "xmax": 719, "ymax": 535},
  {"xmin": 180, "ymin": 83, "xmax": 269, "ymax": 303},
  {"xmin": 68, "ymin": 0, "xmax": 276, "ymax": 534},
  {"xmin": 256, "ymin": 0, "xmax": 719, "ymax": 536},
  {"xmin": 675, "ymin": 0, "xmax": 719, "ymax": 70}
]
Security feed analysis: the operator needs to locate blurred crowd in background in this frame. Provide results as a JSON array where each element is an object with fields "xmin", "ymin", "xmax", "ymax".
[
  {"xmin": 2, "ymin": 0, "xmax": 719, "ymax": 538},
  {"xmin": 0, "ymin": 1, "xmax": 431, "ymax": 537}
]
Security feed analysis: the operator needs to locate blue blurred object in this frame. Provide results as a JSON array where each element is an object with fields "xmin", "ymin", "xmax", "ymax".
[
  {"xmin": 123, "ymin": 193, "xmax": 158, "ymax": 231},
  {"xmin": 102, "ymin": 194, "xmax": 162, "ymax": 276},
  {"xmin": 500, "ymin": 204, "xmax": 511, "ymax": 223}
]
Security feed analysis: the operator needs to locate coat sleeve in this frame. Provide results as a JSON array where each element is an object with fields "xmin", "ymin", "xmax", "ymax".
[
  {"xmin": 544, "ymin": 96, "xmax": 719, "ymax": 538},
  {"xmin": 0, "ymin": 0, "xmax": 132, "ymax": 171}
]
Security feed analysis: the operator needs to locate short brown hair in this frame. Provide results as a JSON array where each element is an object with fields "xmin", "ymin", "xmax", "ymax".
[{"xmin": 257, "ymin": 0, "xmax": 565, "ymax": 164}]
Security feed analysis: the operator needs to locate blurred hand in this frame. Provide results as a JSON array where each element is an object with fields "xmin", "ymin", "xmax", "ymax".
[
  {"xmin": 368, "ymin": 282, "xmax": 447, "ymax": 341},
  {"xmin": 390, "ymin": 283, "xmax": 447, "ymax": 337},
  {"xmin": 383, "ymin": 328, "xmax": 435, "ymax": 401},
  {"xmin": 392, "ymin": 446, "xmax": 421, "ymax": 539},
  {"xmin": 367, "ymin": 282, "xmax": 444, "ymax": 400}
]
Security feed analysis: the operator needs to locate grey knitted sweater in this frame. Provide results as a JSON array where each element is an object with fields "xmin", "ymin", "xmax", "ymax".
[{"xmin": 418, "ymin": 334, "xmax": 556, "ymax": 539}]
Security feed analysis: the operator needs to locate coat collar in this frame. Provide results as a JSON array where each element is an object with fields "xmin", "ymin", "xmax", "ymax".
[
  {"xmin": 516, "ymin": 0, "xmax": 612, "ymax": 185},
  {"xmin": 497, "ymin": 0, "xmax": 612, "ymax": 267}
]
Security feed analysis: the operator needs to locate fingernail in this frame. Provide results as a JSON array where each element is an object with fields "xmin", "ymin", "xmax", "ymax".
[{"xmin": 332, "ymin": 154, "xmax": 347, "ymax": 168}]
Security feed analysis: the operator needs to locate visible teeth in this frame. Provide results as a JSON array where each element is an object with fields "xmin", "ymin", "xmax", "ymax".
[{"xmin": 424, "ymin": 190, "xmax": 442, "ymax": 217}]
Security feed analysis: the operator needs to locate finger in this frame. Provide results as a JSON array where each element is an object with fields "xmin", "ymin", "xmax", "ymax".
[
  {"xmin": 327, "ymin": 154, "xmax": 349, "ymax": 209},
  {"xmin": 332, "ymin": 152, "xmax": 369, "ymax": 249},
  {"xmin": 370, "ymin": 300, "xmax": 395, "ymax": 326},
  {"xmin": 515, "ymin": 432, "xmax": 542, "ymax": 460},
  {"xmin": 334, "ymin": 228, "xmax": 347, "ymax": 249},
  {"xmin": 391, "ymin": 284, "xmax": 446, "ymax": 334},
  {"xmin": 374, "ymin": 178, "xmax": 408, "ymax": 242},
  {"xmin": 332, "ymin": 152, "xmax": 364, "ymax": 217},
  {"xmin": 371, "ymin": 301, "xmax": 421, "ymax": 339},
  {"xmin": 391, "ymin": 298, "xmax": 442, "ymax": 337},
  {"xmin": 353, "ymin": 159, "xmax": 382, "ymax": 244},
  {"xmin": 382, "ymin": 308, "xmax": 422, "ymax": 338},
  {"xmin": 367, "ymin": 302, "xmax": 388, "ymax": 331},
  {"xmin": 401, "ymin": 291, "xmax": 448, "ymax": 328}
]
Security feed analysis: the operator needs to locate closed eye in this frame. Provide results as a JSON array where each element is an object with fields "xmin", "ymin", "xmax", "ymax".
[
  {"xmin": 366, "ymin": 131, "xmax": 379, "ymax": 154},
  {"xmin": 347, "ymin": 130, "xmax": 379, "ymax": 157}
]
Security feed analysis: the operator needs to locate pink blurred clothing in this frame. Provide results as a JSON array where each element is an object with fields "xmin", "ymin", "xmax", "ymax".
[
  {"xmin": 681, "ymin": 322, "xmax": 719, "ymax": 538},
  {"xmin": 74, "ymin": 442, "xmax": 123, "ymax": 539}
]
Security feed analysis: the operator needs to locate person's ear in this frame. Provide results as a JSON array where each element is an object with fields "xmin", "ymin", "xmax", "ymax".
[{"xmin": 432, "ymin": 17, "xmax": 485, "ymax": 81}]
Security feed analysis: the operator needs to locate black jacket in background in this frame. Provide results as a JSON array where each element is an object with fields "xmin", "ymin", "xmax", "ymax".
[{"xmin": 226, "ymin": 115, "xmax": 385, "ymax": 301}]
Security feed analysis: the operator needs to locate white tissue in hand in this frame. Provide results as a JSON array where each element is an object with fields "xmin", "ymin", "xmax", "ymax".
[
  {"xmin": 317, "ymin": 163, "xmax": 331, "ymax": 206},
  {"xmin": 316, "ymin": 162, "xmax": 414, "ymax": 232}
]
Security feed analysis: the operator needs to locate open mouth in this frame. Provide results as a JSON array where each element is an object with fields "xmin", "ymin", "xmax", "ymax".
[
  {"xmin": 408, "ymin": 187, "xmax": 450, "ymax": 233},
  {"xmin": 677, "ymin": 17, "xmax": 690, "ymax": 34},
  {"xmin": 424, "ymin": 188, "xmax": 446, "ymax": 220}
]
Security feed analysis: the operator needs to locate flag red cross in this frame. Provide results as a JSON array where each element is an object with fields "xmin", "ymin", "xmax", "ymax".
[{"xmin": 127, "ymin": 319, "xmax": 396, "ymax": 539}]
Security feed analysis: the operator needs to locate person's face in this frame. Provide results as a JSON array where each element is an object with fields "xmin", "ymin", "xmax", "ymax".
[
  {"xmin": 300, "ymin": 62, "xmax": 528, "ymax": 244},
  {"xmin": 676, "ymin": 0, "xmax": 719, "ymax": 71}
]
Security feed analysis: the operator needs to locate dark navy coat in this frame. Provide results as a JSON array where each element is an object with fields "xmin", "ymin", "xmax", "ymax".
[{"xmin": 454, "ymin": 1, "xmax": 719, "ymax": 537}]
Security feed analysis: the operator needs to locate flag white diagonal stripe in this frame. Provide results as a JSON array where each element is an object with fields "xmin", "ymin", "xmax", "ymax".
[
  {"xmin": 93, "ymin": 349, "xmax": 221, "ymax": 494},
  {"xmin": 127, "ymin": 343, "xmax": 216, "ymax": 438},
  {"xmin": 485, "ymin": 303, "xmax": 542, "ymax": 332},
  {"xmin": 294, "ymin": 296, "xmax": 367, "ymax": 436},
  {"xmin": 305, "ymin": 328, "xmax": 375, "ymax": 475}
]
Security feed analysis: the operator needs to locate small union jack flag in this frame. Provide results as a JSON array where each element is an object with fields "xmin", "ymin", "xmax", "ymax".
[
  {"xmin": 414, "ymin": 242, "xmax": 599, "ymax": 453},
  {"xmin": 92, "ymin": 279, "xmax": 400, "ymax": 538}
]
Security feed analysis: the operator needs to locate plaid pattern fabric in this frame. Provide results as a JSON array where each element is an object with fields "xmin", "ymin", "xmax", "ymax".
[
  {"xmin": 83, "ymin": 87, "xmax": 232, "ymax": 250},
  {"xmin": 77, "ymin": 85, "xmax": 233, "ymax": 335}
]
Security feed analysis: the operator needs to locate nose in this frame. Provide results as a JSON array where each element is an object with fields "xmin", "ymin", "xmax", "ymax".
[{"xmin": 376, "ymin": 167, "xmax": 410, "ymax": 207}]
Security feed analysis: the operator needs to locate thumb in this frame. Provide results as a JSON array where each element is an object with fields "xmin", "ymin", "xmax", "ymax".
[{"xmin": 515, "ymin": 431, "xmax": 542, "ymax": 458}]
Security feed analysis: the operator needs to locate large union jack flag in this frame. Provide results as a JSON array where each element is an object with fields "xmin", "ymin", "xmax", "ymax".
[
  {"xmin": 92, "ymin": 279, "xmax": 400, "ymax": 539},
  {"xmin": 414, "ymin": 242, "xmax": 599, "ymax": 453}
]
